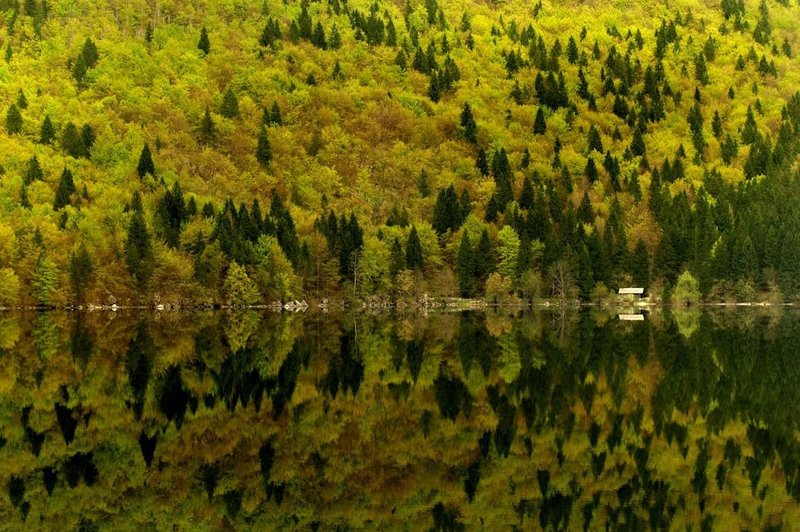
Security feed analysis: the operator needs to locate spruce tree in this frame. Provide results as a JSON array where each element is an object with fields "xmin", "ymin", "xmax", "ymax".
[
  {"xmin": 270, "ymin": 101, "xmax": 282, "ymax": 125},
  {"xmin": 460, "ymin": 103, "xmax": 477, "ymax": 144},
  {"xmin": 39, "ymin": 115, "xmax": 55, "ymax": 144},
  {"xmin": 587, "ymin": 125, "xmax": 604, "ymax": 153},
  {"xmin": 456, "ymin": 231, "xmax": 475, "ymax": 296},
  {"xmin": 256, "ymin": 125, "xmax": 272, "ymax": 167},
  {"xmin": 53, "ymin": 167, "xmax": 76, "ymax": 210},
  {"xmin": 475, "ymin": 147, "xmax": 489, "ymax": 177},
  {"xmin": 69, "ymin": 244, "xmax": 93, "ymax": 301},
  {"xmin": 199, "ymin": 106, "xmax": 216, "ymax": 144},
  {"xmin": 630, "ymin": 127, "xmax": 646, "ymax": 156},
  {"xmin": 16, "ymin": 89, "xmax": 27, "ymax": 110},
  {"xmin": 533, "ymin": 107, "xmax": 547, "ymax": 134},
  {"xmin": 405, "ymin": 226, "xmax": 424, "ymax": 271},
  {"xmin": 474, "ymin": 228, "xmax": 493, "ymax": 287},
  {"xmin": 389, "ymin": 237, "xmax": 405, "ymax": 278},
  {"xmin": 137, "ymin": 143, "xmax": 155, "ymax": 179},
  {"xmin": 62, "ymin": 122, "xmax": 87, "ymax": 158},
  {"xmin": 584, "ymin": 157, "xmax": 598, "ymax": 183},
  {"xmin": 6, "ymin": 104, "xmax": 22, "ymax": 134},
  {"xmin": 220, "ymin": 88, "xmax": 240, "ymax": 119},
  {"xmin": 125, "ymin": 192, "xmax": 155, "ymax": 289},
  {"xmin": 712, "ymin": 110, "xmax": 723, "ymax": 138},
  {"xmin": 23, "ymin": 155, "xmax": 43, "ymax": 185},
  {"xmin": 198, "ymin": 26, "xmax": 210, "ymax": 55}
]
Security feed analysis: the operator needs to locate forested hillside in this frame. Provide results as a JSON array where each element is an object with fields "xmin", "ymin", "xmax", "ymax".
[{"xmin": 0, "ymin": 0, "xmax": 799, "ymax": 306}]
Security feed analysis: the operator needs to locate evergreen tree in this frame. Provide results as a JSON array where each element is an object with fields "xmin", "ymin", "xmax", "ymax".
[
  {"xmin": 475, "ymin": 148, "xmax": 489, "ymax": 177},
  {"xmin": 68, "ymin": 244, "xmax": 93, "ymax": 301},
  {"xmin": 584, "ymin": 157, "xmax": 598, "ymax": 183},
  {"xmin": 405, "ymin": 226, "xmax": 424, "ymax": 271},
  {"xmin": 460, "ymin": 103, "xmax": 477, "ymax": 144},
  {"xmin": 137, "ymin": 143, "xmax": 155, "ymax": 179},
  {"xmin": 32, "ymin": 253, "xmax": 59, "ymax": 305},
  {"xmin": 198, "ymin": 26, "xmax": 210, "ymax": 55},
  {"xmin": 256, "ymin": 125, "xmax": 272, "ymax": 167},
  {"xmin": 474, "ymin": 228, "xmax": 493, "ymax": 287},
  {"xmin": 24, "ymin": 155, "xmax": 44, "ymax": 185},
  {"xmin": 389, "ymin": 237, "xmax": 404, "ymax": 278},
  {"xmin": 220, "ymin": 88, "xmax": 240, "ymax": 119},
  {"xmin": 125, "ymin": 192, "xmax": 155, "ymax": 289},
  {"xmin": 631, "ymin": 239, "xmax": 650, "ymax": 289},
  {"xmin": 6, "ymin": 104, "xmax": 22, "ymax": 134},
  {"xmin": 533, "ymin": 107, "xmax": 547, "ymax": 134},
  {"xmin": 587, "ymin": 125, "xmax": 603, "ymax": 153},
  {"xmin": 199, "ymin": 106, "xmax": 216, "ymax": 144},
  {"xmin": 630, "ymin": 127, "xmax": 646, "ymax": 156},
  {"xmin": 741, "ymin": 106, "xmax": 758, "ymax": 145},
  {"xmin": 39, "ymin": 115, "xmax": 56, "ymax": 144},
  {"xmin": 53, "ymin": 167, "xmax": 76, "ymax": 210},
  {"xmin": 578, "ymin": 191, "xmax": 593, "ymax": 223},
  {"xmin": 16, "ymin": 89, "xmax": 27, "ymax": 110},
  {"xmin": 269, "ymin": 101, "xmax": 283, "ymax": 126},
  {"xmin": 417, "ymin": 170, "xmax": 431, "ymax": 197},
  {"xmin": 62, "ymin": 122, "xmax": 88, "ymax": 158},
  {"xmin": 712, "ymin": 110, "xmax": 723, "ymax": 138}
]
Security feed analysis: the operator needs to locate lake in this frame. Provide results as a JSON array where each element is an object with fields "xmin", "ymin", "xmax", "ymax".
[{"xmin": 1, "ymin": 308, "xmax": 799, "ymax": 529}]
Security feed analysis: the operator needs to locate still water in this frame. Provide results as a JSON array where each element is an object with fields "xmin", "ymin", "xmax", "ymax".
[{"xmin": 0, "ymin": 309, "xmax": 799, "ymax": 530}]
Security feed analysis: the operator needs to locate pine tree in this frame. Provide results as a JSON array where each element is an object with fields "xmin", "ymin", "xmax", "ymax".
[
  {"xmin": 587, "ymin": 125, "xmax": 604, "ymax": 153},
  {"xmin": 69, "ymin": 244, "xmax": 93, "ymax": 301},
  {"xmin": 39, "ymin": 115, "xmax": 55, "ymax": 144},
  {"xmin": 578, "ymin": 191, "xmax": 593, "ymax": 223},
  {"xmin": 6, "ymin": 104, "xmax": 22, "ymax": 134},
  {"xmin": 198, "ymin": 26, "xmax": 210, "ymax": 55},
  {"xmin": 533, "ymin": 107, "xmax": 547, "ymax": 134},
  {"xmin": 24, "ymin": 155, "xmax": 43, "ymax": 185},
  {"xmin": 62, "ymin": 122, "xmax": 88, "ymax": 158},
  {"xmin": 199, "ymin": 106, "xmax": 216, "ymax": 144},
  {"xmin": 474, "ymin": 228, "xmax": 493, "ymax": 287},
  {"xmin": 125, "ymin": 192, "xmax": 155, "ymax": 289},
  {"xmin": 475, "ymin": 148, "xmax": 489, "ymax": 177},
  {"xmin": 584, "ymin": 157, "xmax": 598, "ymax": 183},
  {"xmin": 456, "ymin": 231, "xmax": 475, "ymax": 296},
  {"xmin": 712, "ymin": 110, "xmax": 723, "ymax": 138},
  {"xmin": 53, "ymin": 167, "xmax": 76, "ymax": 210},
  {"xmin": 137, "ymin": 143, "xmax": 155, "ymax": 179},
  {"xmin": 741, "ymin": 106, "xmax": 758, "ymax": 145},
  {"xmin": 256, "ymin": 125, "xmax": 272, "ymax": 167},
  {"xmin": 428, "ymin": 74, "xmax": 441, "ymax": 102},
  {"xmin": 417, "ymin": 170, "xmax": 431, "ymax": 197},
  {"xmin": 405, "ymin": 226, "xmax": 424, "ymax": 271},
  {"xmin": 16, "ymin": 89, "xmax": 27, "ymax": 110},
  {"xmin": 72, "ymin": 53, "xmax": 88, "ymax": 84},
  {"xmin": 389, "ymin": 237, "xmax": 405, "ymax": 278},
  {"xmin": 220, "ymin": 88, "xmax": 240, "ymax": 119},
  {"xmin": 460, "ymin": 103, "xmax": 477, "ymax": 144},
  {"xmin": 630, "ymin": 127, "xmax": 646, "ymax": 156}
]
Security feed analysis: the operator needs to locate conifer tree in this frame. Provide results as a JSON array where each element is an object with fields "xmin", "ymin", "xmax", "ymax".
[
  {"xmin": 630, "ymin": 127, "xmax": 646, "ymax": 156},
  {"xmin": 198, "ymin": 26, "xmax": 210, "ymax": 55},
  {"xmin": 405, "ymin": 226, "xmax": 424, "ymax": 271},
  {"xmin": 125, "ymin": 192, "xmax": 155, "ymax": 289},
  {"xmin": 137, "ymin": 143, "xmax": 155, "ymax": 179},
  {"xmin": 533, "ymin": 107, "xmax": 547, "ymax": 134},
  {"xmin": 16, "ymin": 89, "xmax": 27, "ymax": 109},
  {"xmin": 584, "ymin": 157, "xmax": 598, "ymax": 183},
  {"xmin": 256, "ymin": 125, "xmax": 272, "ymax": 167},
  {"xmin": 69, "ymin": 243, "xmax": 93, "ymax": 301},
  {"xmin": 389, "ymin": 237, "xmax": 404, "ymax": 278},
  {"xmin": 220, "ymin": 88, "xmax": 240, "ymax": 119},
  {"xmin": 460, "ymin": 103, "xmax": 477, "ymax": 144},
  {"xmin": 712, "ymin": 110, "xmax": 723, "ymax": 138},
  {"xmin": 199, "ymin": 106, "xmax": 216, "ymax": 144},
  {"xmin": 474, "ymin": 228, "xmax": 493, "ymax": 287},
  {"xmin": 475, "ymin": 148, "xmax": 489, "ymax": 177},
  {"xmin": 24, "ymin": 155, "xmax": 43, "ymax": 185},
  {"xmin": 456, "ymin": 231, "xmax": 474, "ymax": 296},
  {"xmin": 39, "ymin": 115, "xmax": 55, "ymax": 144},
  {"xmin": 6, "ymin": 104, "xmax": 22, "ymax": 134},
  {"xmin": 53, "ymin": 167, "xmax": 76, "ymax": 210},
  {"xmin": 62, "ymin": 122, "xmax": 87, "ymax": 158},
  {"xmin": 587, "ymin": 125, "xmax": 603, "ymax": 153}
]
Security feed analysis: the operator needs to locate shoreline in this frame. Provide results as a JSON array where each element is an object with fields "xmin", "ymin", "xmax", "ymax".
[{"xmin": 0, "ymin": 298, "xmax": 795, "ymax": 313}]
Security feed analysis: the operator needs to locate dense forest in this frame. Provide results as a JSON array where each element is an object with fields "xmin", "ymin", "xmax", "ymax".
[{"xmin": 0, "ymin": 0, "xmax": 799, "ymax": 306}]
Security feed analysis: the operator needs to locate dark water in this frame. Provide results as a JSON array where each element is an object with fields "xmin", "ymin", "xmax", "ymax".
[{"xmin": 1, "ymin": 309, "xmax": 799, "ymax": 529}]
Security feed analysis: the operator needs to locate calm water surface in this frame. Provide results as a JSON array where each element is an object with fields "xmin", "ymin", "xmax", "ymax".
[{"xmin": 1, "ymin": 309, "xmax": 799, "ymax": 530}]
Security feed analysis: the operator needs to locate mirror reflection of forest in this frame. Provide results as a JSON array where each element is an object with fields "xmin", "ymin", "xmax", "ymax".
[{"xmin": 1, "ymin": 308, "xmax": 799, "ymax": 529}]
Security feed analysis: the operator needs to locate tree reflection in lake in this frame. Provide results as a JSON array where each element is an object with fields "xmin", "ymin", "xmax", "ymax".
[{"xmin": 0, "ymin": 309, "xmax": 799, "ymax": 528}]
